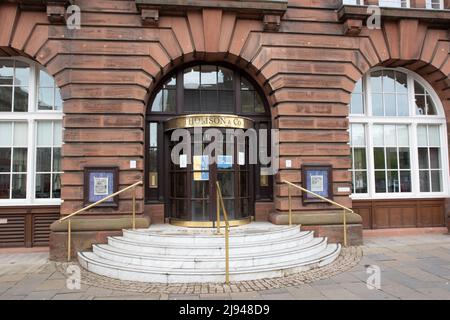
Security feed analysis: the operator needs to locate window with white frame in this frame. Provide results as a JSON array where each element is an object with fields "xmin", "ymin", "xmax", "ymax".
[
  {"xmin": 426, "ymin": 0, "xmax": 443, "ymax": 9},
  {"xmin": 378, "ymin": 0, "xmax": 410, "ymax": 8},
  {"xmin": 0, "ymin": 57, "xmax": 62, "ymax": 204},
  {"xmin": 343, "ymin": 0, "xmax": 364, "ymax": 5},
  {"xmin": 349, "ymin": 68, "xmax": 449, "ymax": 199}
]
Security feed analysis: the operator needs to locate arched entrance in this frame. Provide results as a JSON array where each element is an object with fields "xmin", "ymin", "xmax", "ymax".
[{"xmin": 145, "ymin": 63, "xmax": 272, "ymax": 227}]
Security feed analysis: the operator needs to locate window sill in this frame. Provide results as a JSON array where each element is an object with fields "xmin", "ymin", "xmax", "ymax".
[
  {"xmin": 0, "ymin": 199, "xmax": 62, "ymax": 207},
  {"xmin": 350, "ymin": 193, "xmax": 448, "ymax": 200}
]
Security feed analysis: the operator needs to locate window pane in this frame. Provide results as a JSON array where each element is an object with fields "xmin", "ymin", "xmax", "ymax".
[
  {"xmin": 384, "ymin": 125, "xmax": 396, "ymax": 146},
  {"xmin": 54, "ymin": 89, "xmax": 63, "ymax": 111},
  {"xmin": 395, "ymin": 71, "xmax": 408, "ymax": 93},
  {"xmin": 148, "ymin": 148, "xmax": 157, "ymax": 171},
  {"xmin": 417, "ymin": 125, "xmax": 428, "ymax": 147},
  {"xmin": 372, "ymin": 93, "xmax": 383, "ymax": 116},
  {"xmin": 219, "ymin": 91, "xmax": 234, "ymax": 112},
  {"xmin": 255, "ymin": 94, "xmax": 265, "ymax": 113},
  {"xmin": 415, "ymin": 95, "xmax": 426, "ymax": 115},
  {"xmin": 53, "ymin": 148, "xmax": 61, "ymax": 172},
  {"xmin": 217, "ymin": 171, "xmax": 234, "ymax": 197},
  {"xmin": 162, "ymin": 89, "xmax": 176, "ymax": 112},
  {"xmin": 428, "ymin": 126, "xmax": 440, "ymax": 146},
  {"xmin": 351, "ymin": 124, "xmax": 365, "ymax": 146},
  {"xmin": 240, "ymin": 77, "xmax": 252, "ymax": 91},
  {"xmin": 414, "ymin": 81, "xmax": 425, "ymax": 95},
  {"xmin": 0, "ymin": 174, "xmax": 10, "ymax": 199},
  {"xmin": 53, "ymin": 122, "xmax": 62, "ymax": 147},
  {"xmin": 350, "ymin": 93, "xmax": 364, "ymax": 114},
  {"xmin": 52, "ymin": 173, "xmax": 61, "ymax": 198},
  {"xmin": 370, "ymin": 71, "xmax": 382, "ymax": 92},
  {"xmin": 353, "ymin": 148, "xmax": 366, "ymax": 169},
  {"xmin": 0, "ymin": 60, "xmax": 14, "ymax": 85},
  {"xmin": 426, "ymin": 95, "xmax": 437, "ymax": 115},
  {"xmin": 241, "ymin": 90, "xmax": 254, "ymax": 113},
  {"xmin": 384, "ymin": 94, "xmax": 396, "ymax": 116},
  {"xmin": 0, "ymin": 87, "xmax": 12, "ymax": 111},
  {"xmin": 429, "ymin": 148, "xmax": 440, "ymax": 169},
  {"xmin": 418, "ymin": 148, "xmax": 429, "ymax": 169},
  {"xmin": 218, "ymin": 67, "xmax": 233, "ymax": 90},
  {"xmin": 38, "ymin": 87, "xmax": 53, "ymax": 110},
  {"xmin": 13, "ymin": 122, "xmax": 28, "ymax": 146},
  {"xmin": 201, "ymin": 90, "xmax": 218, "ymax": 111},
  {"xmin": 11, "ymin": 174, "xmax": 26, "ymax": 199},
  {"xmin": 14, "ymin": 61, "xmax": 29, "ymax": 86},
  {"xmin": 184, "ymin": 66, "xmax": 200, "ymax": 89},
  {"xmin": 151, "ymin": 90, "xmax": 162, "ymax": 112},
  {"xmin": 36, "ymin": 148, "xmax": 51, "ymax": 172},
  {"xmin": 39, "ymin": 70, "xmax": 54, "ymax": 87},
  {"xmin": 375, "ymin": 171, "xmax": 386, "ymax": 193},
  {"xmin": 0, "ymin": 148, "xmax": 11, "ymax": 172},
  {"xmin": 354, "ymin": 79, "xmax": 363, "ymax": 93},
  {"xmin": 163, "ymin": 76, "xmax": 176, "ymax": 89},
  {"xmin": 419, "ymin": 171, "xmax": 430, "ymax": 192},
  {"xmin": 398, "ymin": 148, "xmax": 410, "ymax": 169},
  {"xmin": 0, "ymin": 122, "xmax": 12, "ymax": 146},
  {"xmin": 12, "ymin": 148, "xmax": 27, "ymax": 172},
  {"xmin": 400, "ymin": 171, "xmax": 411, "ymax": 192},
  {"xmin": 184, "ymin": 89, "xmax": 200, "ymax": 111},
  {"xmin": 386, "ymin": 148, "xmax": 398, "ymax": 169},
  {"xmin": 387, "ymin": 170, "xmax": 399, "ymax": 192},
  {"xmin": 200, "ymin": 65, "xmax": 217, "ymax": 89},
  {"xmin": 37, "ymin": 121, "xmax": 52, "ymax": 146},
  {"xmin": 35, "ymin": 173, "xmax": 51, "ymax": 198},
  {"xmin": 354, "ymin": 171, "xmax": 367, "ymax": 193},
  {"xmin": 431, "ymin": 170, "xmax": 441, "ymax": 192},
  {"xmin": 13, "ymin": 87, "xmax": 28, "ymax": 112},
  {"xmin": 382, "ymin": 70, "xmax": 396, "ymax": 92},
  {"xmin": 373, "ymin": 148, "xmax": 385, "ymax": 169},
  {"xmin": 397, "ymin": 94, "xmax": 409, "ymax": 116},
  {"xmin": 396, "ymin": 125, "xmax": 408, "ymax": 146},
  {"xmin": 149, "ymin": 122, "xmax": 158, "ymax": 148}
]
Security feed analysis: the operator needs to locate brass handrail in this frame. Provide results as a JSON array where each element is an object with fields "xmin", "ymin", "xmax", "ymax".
[
  {"xmin": 215, "ymin": 181, "xmax": 230, "ymax": 285},
  {"xmin": 282, "ymin": 179, "xmax": 353, "ymax": 247},
  {"xmin": 59, "ymin": 180, "xmax": 143, "ymax": 261}
]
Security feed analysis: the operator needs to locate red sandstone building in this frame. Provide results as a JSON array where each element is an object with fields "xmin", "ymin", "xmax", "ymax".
[{"xmin": 0, "ymin": 0, "xmax": 449, "ymax": 257}]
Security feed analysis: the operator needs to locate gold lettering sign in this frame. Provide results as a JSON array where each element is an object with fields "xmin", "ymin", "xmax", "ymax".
[{"xmin": 165, "ymin": 114, "xmax": 253, "ymax": 130}]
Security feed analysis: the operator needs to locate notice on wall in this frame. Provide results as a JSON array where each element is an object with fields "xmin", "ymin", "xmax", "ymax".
[
  {"xmin": 180, "ymin": 154, "xmax": 187, "ymax": 168},
  {"xmin": 193, "ymin": 155, "xmax": 209, "ymax": 181},
  {"xmin": 310, "ymin": 175, "xmax": 324, "ymax": 192},
  {"xmin": 238, "ymin": 152, "xmax": 245, "ymax": 165},
  {"xmin": 217, "ymin": 155, "xmax": 233, "ymax": 169},
  {"xmin": 93, "ymin": 177, "xmax": 109, "ymax": 196}
]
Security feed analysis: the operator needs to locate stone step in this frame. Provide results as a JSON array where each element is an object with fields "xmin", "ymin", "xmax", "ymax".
[
  {"xmin": 91, "ymin": 237, "xmax": 327, "ymax": 269},
  {"xmin": 122, "ymin": 224, "xmax": 301, "ymax": 245},
  {"xmin": 78, "ymin": 243, "xmax": 341, "ymax": 283},
  {"xmin": 106, "ymin": 231, "xmax": 314, "ymax": 256}
]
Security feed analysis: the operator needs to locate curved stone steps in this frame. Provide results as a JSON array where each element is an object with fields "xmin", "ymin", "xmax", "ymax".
[
  {"xmin": 78, "ymin": 243, "xmax": 341, "ymax": 283},
  {"xmin": 91, "ymin": 236, "xmax": 327, "ymax": 269},
  {"xmin": 122, "ymin": 225, "xmax": 301, "ymax": 245},
  {"xmin": 106, "ymin": 230, "xmax": 314, "ymax": 256}
]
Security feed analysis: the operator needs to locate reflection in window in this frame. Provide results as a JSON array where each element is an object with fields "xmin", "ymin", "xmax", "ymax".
[
  {"xmin": 350, "ymin": 124, "xmax": 367, "ymax": 193},
  {"xmin": 418, "ymin": 125, "xmax": 442, "ymax": 192},
  {"xmin": 0, "ymin": 59, "xmax": 29, "ymax": 112}
]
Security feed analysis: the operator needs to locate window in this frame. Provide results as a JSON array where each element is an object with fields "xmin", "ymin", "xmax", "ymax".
[
  {"xmin": 343, "ymin": 0, "xmax": 364, "ymax": 4},
  {"xmin": 349, "ymin": 68, "xmax": 448, "ymax": 199},
  {"xmin": 0, "ymin": 57, "xmax": 63, "ymax": 204},
  {"xmin": 150, "ymin": 64, "xmax": 266, "ymax": 115},
  {"xmin": 426, "ymin": 0, "xmax": 443, "ymax": 9},
  {"xmin": 379, "ymin": 0, "xmax": 409, "ymax": 7}
]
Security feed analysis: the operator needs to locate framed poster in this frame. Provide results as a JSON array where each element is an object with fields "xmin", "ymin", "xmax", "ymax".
[
  {"xmin": 84, "ymin": 167, "xmax": 119, "ymax": 207},
  {"xmin": 301, "ymin": 165, "xmax": 333, "ymax": 204}
]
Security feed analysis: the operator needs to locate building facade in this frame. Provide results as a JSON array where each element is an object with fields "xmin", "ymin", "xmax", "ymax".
[{"xmin": 0, "ymin": 0, "xmax": 449, "ymax": 256}]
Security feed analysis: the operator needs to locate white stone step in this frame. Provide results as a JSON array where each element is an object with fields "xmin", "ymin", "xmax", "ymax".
[
  {"xmin": 106, "ymin": 231, "xmax": 315, "ymax": 256},
  {"xmin": 78, "ymin": 243, "xmax": 341, "ymax": 283},
  {"xmin": 91, "ymin": 237, "xmax": 327, "ymax": 269},
  {"xmin": 122, "ymin": 225, "xmax": 302, "ymax": 245}
]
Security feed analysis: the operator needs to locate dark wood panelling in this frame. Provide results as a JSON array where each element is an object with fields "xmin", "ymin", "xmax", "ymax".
[
  {"xmin": 353, "ymin": 199, "xmax": 446, "ymax": 229},
  {"xmin": 0, "ymin": 206, "xmax": 60, "ymax": 247}
]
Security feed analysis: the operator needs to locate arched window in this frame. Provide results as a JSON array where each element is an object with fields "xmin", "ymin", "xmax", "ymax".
[
  {"xmin": 349, "ymin": 68, "xmax": 449, "ymax": 199},
  {"xmin": 0, "ymin": 57, "xmax": 63, "ymax": 204},
  {"xmin": 149, "ymin": 64, "xmax": 267, "ymax": 115}
]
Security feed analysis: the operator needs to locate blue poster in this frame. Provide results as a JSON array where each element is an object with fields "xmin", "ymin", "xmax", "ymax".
[{"xmin": 217, "ymin": 155, "xmax": 233, "ymax": 169}]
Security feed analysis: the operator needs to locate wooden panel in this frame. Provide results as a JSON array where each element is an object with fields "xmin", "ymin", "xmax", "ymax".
[
  {"xmin": 0, "ymin": 206, "xmax": 60, "ymax": 248},
  {"xmin": 352, "ymin": 199, "xmax": 446, "ymax": 229}
]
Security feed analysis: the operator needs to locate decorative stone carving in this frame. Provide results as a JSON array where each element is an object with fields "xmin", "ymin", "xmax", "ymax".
[
  {"xmin": 46, "ymin": 3, "xmax": 66, "ymax": 23},
  {"xmin": 343, "ymin": 19, "xmax": 363, "ymax": 36},
  {"xmin": 263, "ymin": 14, "xmax": 281, "ymax": 32}
]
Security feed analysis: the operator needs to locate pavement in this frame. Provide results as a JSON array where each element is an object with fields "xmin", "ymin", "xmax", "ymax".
[{"xmin": 0, "ymin": 230, "xmax": 449, "ymax": 300}]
